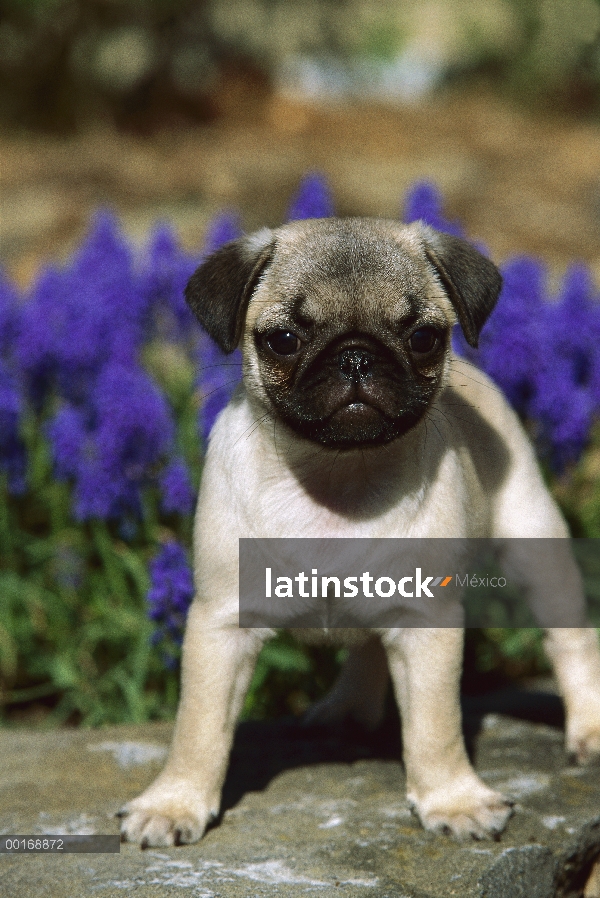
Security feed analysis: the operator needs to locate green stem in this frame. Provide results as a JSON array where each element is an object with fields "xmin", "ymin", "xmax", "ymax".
[
  {"xmin": 91, "ymin": 520, "xmax": 128, "ymax": 600},
  {"xmin": 0, "ymin": 475, "xmax": 14, "ymax": 565},
  {"xmin": 1, "ymin": 682, "xmax": 61, "ymax": 705}
]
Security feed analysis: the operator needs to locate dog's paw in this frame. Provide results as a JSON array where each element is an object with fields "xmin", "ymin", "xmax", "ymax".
[
  {"xmin": 409, "ymin": 777, "xmax": 514, "ymax": 840},
  {"xmin": 117, "ymin": 779, "xmax": 217, "ymax": 848},
  {"xmin": 567, "ymin": 727, "xmax": 600, "ymax": 765}
]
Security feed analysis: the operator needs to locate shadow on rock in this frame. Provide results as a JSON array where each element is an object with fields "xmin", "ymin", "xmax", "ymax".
[{"xmin": 217, "ymin": 684, "xmax": 565, "ymax": 822}]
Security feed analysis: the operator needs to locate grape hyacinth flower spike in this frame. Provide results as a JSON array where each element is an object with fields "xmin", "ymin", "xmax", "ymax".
[{"xmin": 287, "ymin": 172, "xmax": 335, "ymax": 221}]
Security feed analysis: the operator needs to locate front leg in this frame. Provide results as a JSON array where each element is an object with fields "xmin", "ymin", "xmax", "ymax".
[
  {"xmin": 383, "ymin": 628, "xmax": 513, "ymax": 839},
  {"xmin": 497, "ymin": 539, "xmax": 600, "ymax": 764},
  {"xmin": 119, "ymin": 601, "xmax": 265, "ymax": 847},
  {"xmin": 544, "ymin": 627, "xmax": 600, "ymax": 763}
]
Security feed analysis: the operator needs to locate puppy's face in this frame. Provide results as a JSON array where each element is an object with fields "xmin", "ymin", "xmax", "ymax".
[
  {"xmin": 186, "ymin": 218, "xmax": 502, "ymax": 450},
  {"xmin": 244, "ymin": 221, "xmax": 454, "ymax": 448}
]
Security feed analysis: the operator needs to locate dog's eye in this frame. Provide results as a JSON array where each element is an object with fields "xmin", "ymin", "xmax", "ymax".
[
  {"xmin": 264, "ymin": 330, "xmax": 302, "ymax": 356},
  {"xmin": 409, "ymin": 327, "xmax": 440, "ymax": 355}
]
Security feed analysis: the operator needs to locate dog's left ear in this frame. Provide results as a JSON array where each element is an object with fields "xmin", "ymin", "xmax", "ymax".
[
  {"xmin": 418, "ymin": 225, "xmax": 502, "ymax": 348},
  {"xmin": 185, "ymin": 229, "xmax": 275, "ymax": 353}
]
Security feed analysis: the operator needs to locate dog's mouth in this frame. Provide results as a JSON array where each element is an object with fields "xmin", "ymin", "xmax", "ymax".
[
  {"xmin": 320, "ymin": 401, "xmax": 400, "ymax": 448},
  {"xmin": 281, "ymin": 392, "xmax": 428, "ymax": 449},
  {"xmin": 331, "ymin": 401, "xmax": 381, "ymax": 426}
]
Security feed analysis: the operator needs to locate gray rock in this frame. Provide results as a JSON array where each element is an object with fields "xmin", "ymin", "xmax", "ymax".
[
  {"xmin": 479, "ymin": 846, "xmax": 557, "ymax": 898},
  {"xmin": 1, "ymin": 692, "xmax": 600, "ymax": 897}
]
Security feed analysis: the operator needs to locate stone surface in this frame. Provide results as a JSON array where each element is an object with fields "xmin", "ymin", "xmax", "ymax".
[{"xmin": 1, "ymin": 688, "xmax": 600, "ymax": 897}]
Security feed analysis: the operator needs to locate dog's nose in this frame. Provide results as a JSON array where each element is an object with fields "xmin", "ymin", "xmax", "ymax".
[{"xmin": 338, "ymin": 348, "xmax": 374, "ymax": 381}]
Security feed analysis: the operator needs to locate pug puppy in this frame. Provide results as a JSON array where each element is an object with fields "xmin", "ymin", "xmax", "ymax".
[{"xmin": 119, "ymin": 218, "xmax": 600, "ymax": 847}]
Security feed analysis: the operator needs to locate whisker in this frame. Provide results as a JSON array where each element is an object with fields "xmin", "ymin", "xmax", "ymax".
[
  {"xmin": 430, "ymin": 407, "xmax": 481, "ymax": 429},
  {"xmin": 273, "ymin": 418, "xmax": 281, "ymax": 466},
  {"xmin": 428, "ymin": 406, "xmax": 456, "ymax": 431},
  {"xmin": 243, "ymin": 417, "xmax": 271, "ymax": 443},
  {"xmin": 195, "ymin": 367, "xmax": 243, "ymax": 378},
  {"xmin": 360, "ymin": 447, "xmax": 377, "ymax": 492},
  {"xmin": 424, "ymin": 411, "xmax": 445, "ymax": 445},
  {"xmin": 233, "ymin": 412, "xmax": 272, "ymax": 447},
  {"xmin": 197, "ymin": 378, "xmax": 242, "ymax": 403},
  {"xmin": 328, "ymin": 449, "xmax": 342, "ymax": 483},
  {"xmin": 447, "ymin": 362, "xmax": 504, "ymax": 396},
  {"xmin": 196, "ymin": 362, "xmax": 243, "ymax": 369}
]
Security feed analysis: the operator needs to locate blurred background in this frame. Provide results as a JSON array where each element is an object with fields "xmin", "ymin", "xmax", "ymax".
[
  {"xmin": 1, "ymin": 0, "xmax": 600, "ymax": 728},
  {"xmin": 2, "ymin": 0, "xmax": 600, "ymax": 284}
]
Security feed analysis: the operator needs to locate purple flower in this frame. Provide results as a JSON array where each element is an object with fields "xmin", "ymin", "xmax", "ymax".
[
  {"xmin": 528, "ymin": 264, "xmax": 600, "ymax": 470},
  {"xmin": 197, "ymin": 335, "xmax": 242, "ymax": 444},
  {"xmin": 17, "ymin": 213, "xmax": 147, "ymax": 407},
  {"xmin": 0, "ymin": 359, "xmax": 26, "ymax": 494},
  {"xmin": 53, "ymin": 361, "xmax": 176, "ymax": 522},
  {"xmin": 146, "ymin": 541, "xmax": 194, "ymax": 645},
  {"xmin": 287, "ymin": 172, "xmax": 335, "ymax": 221},
  {"xmin": 95, "ymin": 361, "xmax": 173, "ymax": 475},
  {"xmin": 0, "ymin": 271, "xmax": 20, "ymax": 358},
  {"xmin": 73, "ymin": 454, "xmax": 139, "ymax": 523},
  {"xmin": 17, "ymin": 263, "xmax": 65, "ymax": 408},
  {"xmin": 476, "ymin": 257, "xmax": 548, "ymax": 415},
  {"xmin": 403, "ymin": 181, "xmax": 463, "ymax": 237},
  {"xmin": 549, "ymin": 265, "xmax": 600, "ymax": 394},
  {"xmin": 531, "ymin": 359, "xmax": 593, "ymax": 471},
  {"xmin": 159, "ymin": 457, "xmax": 196, "ymax": 516},
  {"xmin": 68, "ymin": 211, "xmax": 148, "ymax": 368},
  {"xmin": 453, "ymin": 256, "xmax": 599, "ymax": 471},
  {"xmin": 202, "ymin": 211, "xmax": 243, "ymax": 255},
  {"xmin": 46, "ymin": 405, "xmax": 88, "ymax": 480},
  {"xmin": 141, "ymin": 224, "xmax": 200, "ymax": 342}
]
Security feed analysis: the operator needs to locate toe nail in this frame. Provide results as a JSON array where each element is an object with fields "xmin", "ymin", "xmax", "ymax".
[
  {"xmin": 120, "ymin": 831, "xmax": 127, "ymax": 843},
  {"xmin": 141, "ymin": 837, "xmax": 149, "ymax": 851},
  {"xmin": 174, "ymin": 829, "xmax": 182, "ymax": 846}
]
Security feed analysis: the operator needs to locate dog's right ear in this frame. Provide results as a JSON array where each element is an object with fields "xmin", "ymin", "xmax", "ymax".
[
  {"xmin": 416, "ymin": 225, "xmax": 502, "ymax": 348},
  {"xmin": 185, "ymin": 229, "xmax": 275, "ymax": 353}
]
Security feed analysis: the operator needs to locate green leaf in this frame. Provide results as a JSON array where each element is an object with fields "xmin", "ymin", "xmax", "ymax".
[{"xmin": 259, "ymin": 641, "xmax": 312, "ymax": 673}]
